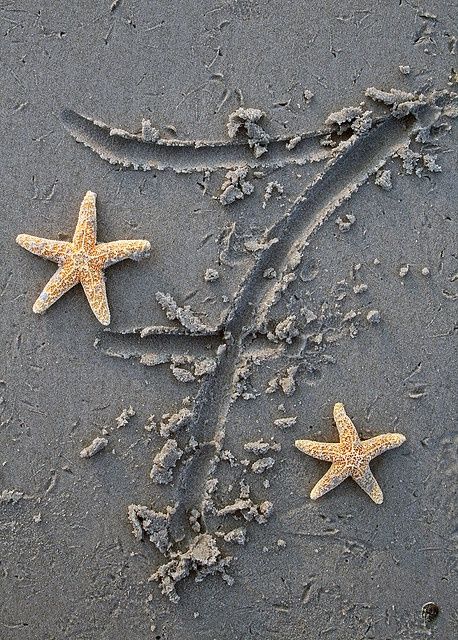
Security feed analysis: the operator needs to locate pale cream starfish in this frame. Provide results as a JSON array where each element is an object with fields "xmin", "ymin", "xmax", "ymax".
[
  {"xmin": 295, "ymin": 402, "xmax": 406, "ymax": 504},
  {"xmin": 16, "ymin": 191, "xmax": 151, "ymax": 326}
]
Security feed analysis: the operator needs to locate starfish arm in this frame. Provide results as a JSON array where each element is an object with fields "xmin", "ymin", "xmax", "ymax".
[
  {"xmin": 16, "ymin": 235, "xmax": 72, "ymax": 263},
  {"xmin": 295, "ymin": 439, "xmax": 341, "ymax": 462},
  {"xmin": 352, "ymin": 466, "xmax": 384, "ymax": 504},
  {"xmin": 79, "ymin": 268, "xmax": 111, "ymax": 326},
  {"xmin": 95, "ymin": 239, "xmax": 151, "ymax": 268},
  {"xmin": 363, "ymin": 433, "xmax": 406, "ymax": 460},
  {"xmin": 72, "ymin": 191, "xmax": 97, "ymax": 251},
  {"xmin": 32, "ymin": 265, "xmax": 79, "ymax": 314},
  {"xmin": 80, "ymin": 270, "xmax": 111, "ymax": 326},
  {"xmin": 333, "ymin": 402, "xmax": 360, "ymax": 445},
  {"xmin": 310, "ymin": 462, "xmax": 350, "ymax": 500}
]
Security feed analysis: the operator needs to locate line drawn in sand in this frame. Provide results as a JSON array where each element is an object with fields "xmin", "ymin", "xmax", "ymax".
[
  {"xmin": 61, "ymin": 105, "xmax": 333, "ymax": 173},
  {"xmin": 69, "ymin": 87, "xmax": 456, "ymax": 601}
]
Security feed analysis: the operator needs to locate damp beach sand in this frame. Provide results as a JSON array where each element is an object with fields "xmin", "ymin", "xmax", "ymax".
[{"xmin": 0, "ymin": 2, "xmax": 456, "ymax": 639}]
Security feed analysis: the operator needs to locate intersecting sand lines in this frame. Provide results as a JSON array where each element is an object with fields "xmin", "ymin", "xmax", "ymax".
[
  {"xmin": 70, "ymin": 98, "xmax": 443, "ymax": 552},
  {"xmin": 166, "ymin": 102, "xmax": 442, "ymax": 542},
  {"xmin": 92, "ymin": 102, "xmax": 441, "ymax": 545},
  {"xmin": 61, "ymin": 109, "xmax": 333, "ymax": 173}
]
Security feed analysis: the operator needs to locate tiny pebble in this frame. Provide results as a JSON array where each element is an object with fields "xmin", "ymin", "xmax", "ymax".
[
  {"xmin": 421, "ymin": 267, "xmax": 430, "ymax": 276},
  {"xmin": 366, "ymin": 309, "xmax": 381, "ymax": 324},
  {"xmin": 399, "ymin": 264, "xmax": 410, "ymax": 277}
]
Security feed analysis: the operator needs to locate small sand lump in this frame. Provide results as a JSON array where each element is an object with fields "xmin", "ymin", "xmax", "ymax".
[
  {"xmin": 374, "ymin": 169, "xmax": 392, "ymax": 190},
  {"xmin": 150, "ymin": 439, "xmax": 183, "ymax": 484},
  {"xmin": 251, "ymin": 457, "xmax": 275, "ymax": 474},
  {"xmin": 227, "ymin": 107, "xmax": 270, "ymax": 157},
  {"xmin": 80, "ymin": 436, "xmax": 108, "ymax": 459},
  {"xmin": 204, "ymin": 268, "xmax": 220, "ymax": 282},
  {"xmin": 366, "ymin": 309, "xmax": 381, "ymax": 324},
  {"xmin": 274, "ymin": 416, "xmax": 297, "ymax": 429},
  {"xmin": 115, "ymin": 405, "xmax": 135, "ymax": 428},
  {"xmin": 399, "ymin": 264, "xmax": 410, "ymax": 278},
  {"xmin": 336, "ymin": 213, "xmax": 356, "ymax": 232},
  {"xmin": 219, "ymin": 167, "xmax": 254, "ymax": 205}
]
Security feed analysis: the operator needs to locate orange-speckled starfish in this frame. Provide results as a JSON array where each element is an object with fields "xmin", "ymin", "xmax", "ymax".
[
  {"xmin": 295, "ymin": 402, "xmax": 406, "ymax": 504},
  {"xmin": 16, "ymin": 191, "xmax": 151, "ymax": 325}
]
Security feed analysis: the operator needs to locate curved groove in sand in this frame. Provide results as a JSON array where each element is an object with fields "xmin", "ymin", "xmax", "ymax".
[
  {"xmin": 168, "ymin": 104, "xmax": 441, "ymax": 541},
  {"xmin": 61, "ymin": 109, "xmax": 333, "ymax": 173}
]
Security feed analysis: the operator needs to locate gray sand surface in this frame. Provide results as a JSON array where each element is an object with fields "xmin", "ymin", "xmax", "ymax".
[{"xmin": 0, "ymin": 1, "xmax": 456, "ymax": 638}]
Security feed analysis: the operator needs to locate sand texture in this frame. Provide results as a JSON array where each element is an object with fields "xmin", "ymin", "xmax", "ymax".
[{"xmin": 0, "ymin": 1, "xmax": 456, "ymax": 639}]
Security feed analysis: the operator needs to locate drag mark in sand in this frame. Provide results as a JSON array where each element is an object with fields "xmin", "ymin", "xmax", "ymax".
[
  {"xmin": 61, "ymin": 108, "xmax": 333, "ymax": 173},
  {"xmin": 69, "ymin": 88, "xmax": 454, "ymax": 599},
  {"xmin": 168, "ymin": 99, "xmax": 442, "ymax": 544}
]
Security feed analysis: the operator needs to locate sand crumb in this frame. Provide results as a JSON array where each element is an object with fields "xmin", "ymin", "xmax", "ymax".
[
  {"xmin": 127, "ymin": 503, "xmax": 175, "ymax": 553},
  {"xmin": 226, "ymin": 107, "xmax": 270, "ymax": 157},
  {"xmin": 159, "ymin": 407, "xmax": 193, "ymax": 438},
  {"xmin": 336, "ymin": 213, "xmax": 356, "ymax": 232},
  {"xmin": 274, "ymin": 416, "xmax": 297, "ymax": 429},
  {"xmin": 268, "ymin": 315, "xmax": 298, "ymax": 343},
  {"xmin": 325, "ymin": 105, "xmax": 363, "ymax": 127},
  {"xmin": 286, "ymin": 135, "xmax": 301, "ymax": 151},
  {"xmin": 217, "ymin": 527, "xmax": 247, "ymax": 545},
  {"xmin": 141, "ymin": 118, "xmax": 160, "ymax": 142},
  {"xmin": 144, "ymin": 415, "xmax": 157, "ymax": 432},
  {"xmin": 115, "ymin": 405, "xmax": 135, "ymax": 428},
  {"xmin": 219, "ymin": 167, "xmax": 254, "ymax": 205},
  {"xmin": 366, "ymin": 309, "xmax": 381, "ymax": 324},
  {"xmin": 0, "ymin": 489, "xmax": 24, "ymax": 504},
  {"xmin": 374, "ymin": 168, "xmax": 392, "ymax": 190},
  {"xmin": 151, "ymin": 533, "xmax": 232, "ymax": 603},
  {"xmin": 251, "ymin": 457, "xmax": 275, "ymax": 474},
  {"xmin": 204, "ymin": 268, "xmax": 220, "ymax": 282},
  {"xmin": 150, "ymin": 439, "xmax": 183, "ymax": 484},
  {"xmin": 303, "ymin": 89, "xmax": 314, "ymax": 104},
  {"xmin": 156, "ymin": 291, "xmax": 208, "ymax": 333},
  {"xmin": 217, "ymin": 480, "xmax": 273, "ymax": 524},
  {"xmin": 80, "ymin": 436, "xmax": 108, "ymax": 459},
  {"xmin": 262, "ymin": 181, "xmax": 284, "ymax": 208},
  {"xmin": 244, "ymin": 440, "xmax": 281, "ymax": 455},
  {"xmin": 266, "ymin": 365, "xmax": 299, "ymax": 396}
]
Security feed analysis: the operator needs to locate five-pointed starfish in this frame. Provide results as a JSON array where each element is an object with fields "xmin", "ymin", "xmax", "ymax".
[
  {"xmin": 16, "ymin": 191, "xmax": 151, "ymax": 325},
  {"xmin": 295, "ymin": 402, "xmax": 406, "ymax": 504}
]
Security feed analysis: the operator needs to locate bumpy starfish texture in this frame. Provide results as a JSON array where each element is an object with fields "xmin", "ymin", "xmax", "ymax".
[
  {"xmin": 16, "ymin": 191, "xmax": 151, "ymax": 325},
  {"xmin": 295, "ymin": 402, "xmax": 406, "ymax": 504}
]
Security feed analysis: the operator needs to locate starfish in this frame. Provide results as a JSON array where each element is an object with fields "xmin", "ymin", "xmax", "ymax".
[
  {"xmin": 16, "ymin": 191, "xmax": 151, "ymax": 325},
  {"xmin": 295, "ymin": 402, "xmax": 406, "ymax": 504}
]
